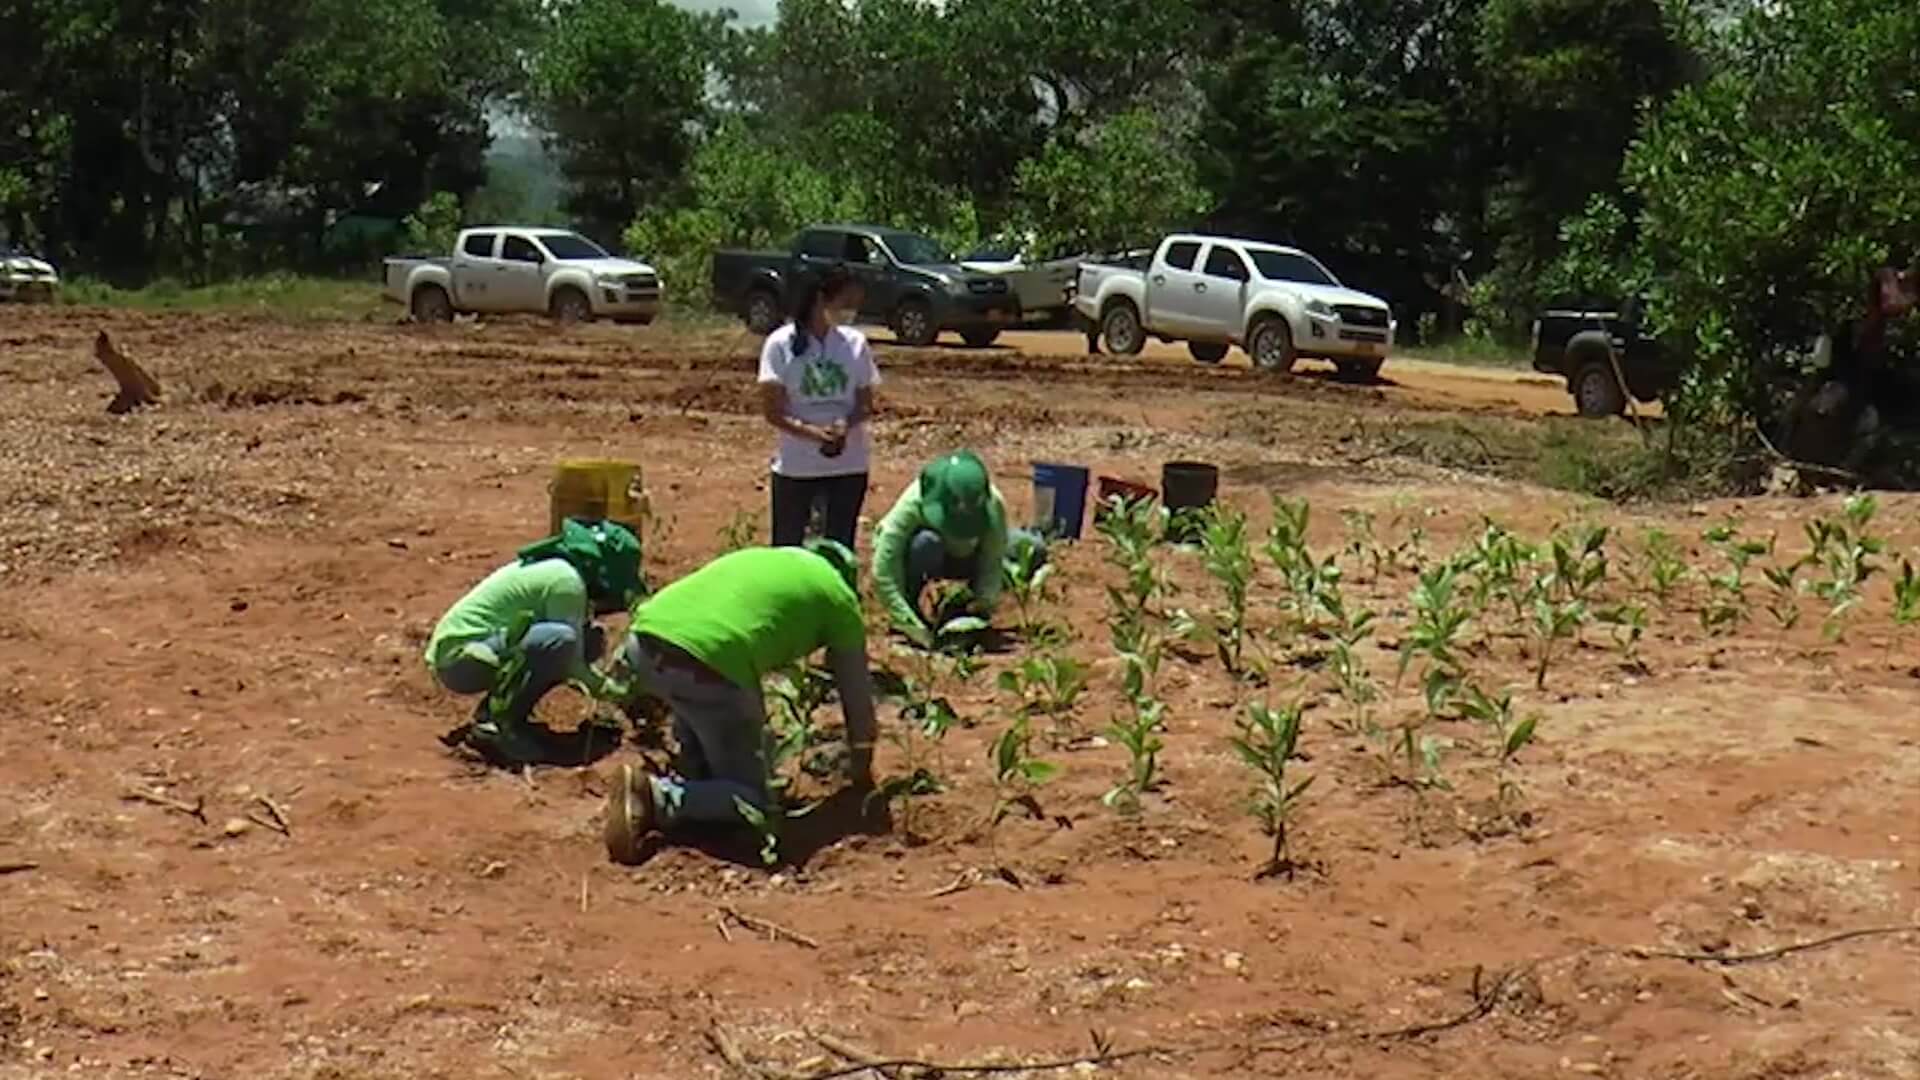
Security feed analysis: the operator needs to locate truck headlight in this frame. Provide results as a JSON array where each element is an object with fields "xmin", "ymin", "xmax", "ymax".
[
  {"xmin": 594, "ymin": 274, "xmax": 622, "ymax": 288},
  {"xmin": 1305, "ymin": 299, "xmax": 1334, "ymax": 317},
  {"xmin": 943, "ymin": 276, "xmax": 970, "ymax": 296}
]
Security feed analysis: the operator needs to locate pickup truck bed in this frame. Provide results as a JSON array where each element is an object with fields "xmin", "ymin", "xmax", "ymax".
[{"xmin": 1532, "ymin": 305, "xmax": 1679, "ymax": 416}]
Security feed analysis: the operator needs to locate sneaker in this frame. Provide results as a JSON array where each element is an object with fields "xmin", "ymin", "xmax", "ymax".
[{"xmin": 603, "ymin": 762, "xmax": 658, "ymax": 865}]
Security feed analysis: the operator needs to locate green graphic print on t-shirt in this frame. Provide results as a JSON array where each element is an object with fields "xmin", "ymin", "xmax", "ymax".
[{"xmin": 799, "ymin": 355, "xmax": 850, "ymax": 398}]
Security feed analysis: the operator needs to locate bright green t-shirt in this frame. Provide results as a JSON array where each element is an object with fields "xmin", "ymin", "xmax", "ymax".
[
  {"xmin": 425, "ymin": 559, "xmax": 589, "ymax": 671},
  {"xmin": 630, "ymin": 547, "xmax": 866, "ymax": 689}
]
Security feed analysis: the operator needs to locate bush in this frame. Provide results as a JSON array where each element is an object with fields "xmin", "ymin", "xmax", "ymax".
[
  {"xmin": 402, "ymin": 192, "xmax": 463, "ymax": 256},
  {"xmin": 1606, "ymin": 0, "xmax": 1920, "ymax": 423}
]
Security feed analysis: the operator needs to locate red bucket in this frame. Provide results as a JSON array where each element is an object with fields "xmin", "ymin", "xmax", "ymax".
[{"xmin": 1094, "ymin": 476, "xmax": 1158, "ymax": 521}]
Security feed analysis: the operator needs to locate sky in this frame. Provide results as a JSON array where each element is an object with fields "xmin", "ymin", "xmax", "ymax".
[{"xmin": 674, "ymin": 0, "xmax": 778, "ymax": 27}]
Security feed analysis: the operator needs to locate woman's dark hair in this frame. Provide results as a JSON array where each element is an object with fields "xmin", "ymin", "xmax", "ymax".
[{"xmin": 789, "ymin": 265, "xmax": 859, "ymax": 355}]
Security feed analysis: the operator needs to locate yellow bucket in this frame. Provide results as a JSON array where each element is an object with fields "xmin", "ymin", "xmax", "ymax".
[{"xmin": 549, "ymin": 460, "xmax": 648, "ymax": 538}]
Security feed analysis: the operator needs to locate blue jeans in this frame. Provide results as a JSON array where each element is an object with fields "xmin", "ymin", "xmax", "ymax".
[
  {"xmin": 435, "ymin": 622, "xmax": 600, "ymax": 726},
  {"xmin": 905, "ymin": 528, "xmax": 1047, "ymax": 620},
  {"xmin": 620, "ymin": 635, "xmax": 767, "ymax": 826}
]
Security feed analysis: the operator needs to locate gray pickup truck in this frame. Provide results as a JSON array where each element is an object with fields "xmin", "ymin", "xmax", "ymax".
[{"xmin": 711, "ymin": 225, "xmax": 1020, "ymax": 346}]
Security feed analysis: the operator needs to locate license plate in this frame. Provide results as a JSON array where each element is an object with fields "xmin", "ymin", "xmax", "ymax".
[
  {"xmin": 1355, "ymin": 341, "xmax": 1383, "ymax": 355},
  {"xmin": 988, "ymin": 310, "xmax": 1011, "ymax": 323}
]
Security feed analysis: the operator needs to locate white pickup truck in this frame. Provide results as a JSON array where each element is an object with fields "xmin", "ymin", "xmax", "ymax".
[
  {"xmin": 1073, "ymin": 233, "xmax": 1396, "ymax": 379},
  {"xmin": 384, "ymin": 227, "xmax": 663, "ymax": 324}
]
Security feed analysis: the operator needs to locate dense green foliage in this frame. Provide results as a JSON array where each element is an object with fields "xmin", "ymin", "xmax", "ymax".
[{"xmin": 1567, "ymin": 0, "xmax": 1920, "ymax": 426}]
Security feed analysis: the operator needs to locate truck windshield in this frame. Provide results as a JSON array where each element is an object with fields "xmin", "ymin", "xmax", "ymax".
[
  {"xmin": 881, "ymin": 231, "xmax": 952, "ymax": 266},
  {"xmin": 1249, "ymin": 250, "xmax": 1338, "ymax": 287},
  {"xmin": 539, "ymin": 233, "xmax": 610, "ymax": 260}
]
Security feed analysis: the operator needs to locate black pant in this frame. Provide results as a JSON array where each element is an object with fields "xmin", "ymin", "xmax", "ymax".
[{"xmin": 770, "ymin": 471, "xmax": 868, "ymax": 548}]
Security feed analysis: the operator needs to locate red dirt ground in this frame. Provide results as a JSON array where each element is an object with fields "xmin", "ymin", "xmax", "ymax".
[{"xmin": 1, "ymin": 308, "xmax": 1917, "ymax": 1080}]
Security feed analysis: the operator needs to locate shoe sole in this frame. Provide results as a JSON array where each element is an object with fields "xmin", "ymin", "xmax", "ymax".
[{"xmin": 603, "ymin": 763, "xmax": 650, "ymax": 865}]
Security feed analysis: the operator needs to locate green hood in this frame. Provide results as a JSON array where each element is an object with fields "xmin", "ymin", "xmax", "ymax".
[
  {"xmin": 518, "ymin": 518, "xmax": 645, "ymax": 608},
  {"xmin": 920, "ymin": 450, "xmax": 991, "ymax": 542}
]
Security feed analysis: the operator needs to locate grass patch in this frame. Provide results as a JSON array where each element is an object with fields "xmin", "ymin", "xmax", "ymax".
[
  {"xmin": 59, "ymin": 273, "xmax": 389, "ymax": 321},
  {"xmin": 1389, "ymin": 414, "xmax": 1691, "ymax": 500},
  {"xmin": 1398, "ymin": 337, "xmax": 1533, "ymax": 370}
]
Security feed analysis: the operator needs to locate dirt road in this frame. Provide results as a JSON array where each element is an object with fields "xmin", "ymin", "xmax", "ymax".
[
  {"xmin": 959, "ymin": 329, "xmax": 1584, "ymax": 416},
  {"xmin": 0, "ymin": 308, "xmax": 1914, "ymax": 1080}
]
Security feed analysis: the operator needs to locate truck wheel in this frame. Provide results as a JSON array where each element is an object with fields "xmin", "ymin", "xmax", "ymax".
[
  {"xmin": 1248, "ymin": 316, "xmax": 1297, "ymax": 373},
  {"xmin": 745, "ymin": 289, "xmax": 781, "ymax": 335},
  {"xmin": 411, "ymin": 285, "xmax": 453, "ymax": 324},
  {"xmin": 1188, "ymin": 341, "xmax": 1229, "ymax": 364},
  {"xmin": 1571, "ymin": 358, "xmax": 1627, "ymax": 417},
  {"xmin": 961, "ymin": 328, "xmax": 1001, "ymax": 348},
  {"xmin": 1101, "ymin": 302, "xmax": 1144, "ymax": 356},
  {"xmin": 550, "ymin": 287, "xmax": 593, "ymax": 324},
  {"xmin": 895, "ymin": 299, "xmax": 938, "ymax": 347},
  {"xmin": 1334, "ymin": 357, "xmax": 1385, "ymax": 383}
]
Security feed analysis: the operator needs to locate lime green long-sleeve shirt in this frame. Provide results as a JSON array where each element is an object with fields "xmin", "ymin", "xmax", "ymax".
[
  {"xmin": 424, "ymin": 559, "xmax": 607, "ymax": 695},
  {"xmin": 871, "ymin": 479, "xmax": 1009, "ymax": 638}
]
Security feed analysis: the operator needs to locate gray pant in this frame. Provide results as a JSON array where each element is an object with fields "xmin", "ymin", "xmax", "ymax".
[
  {"xmin": 436, "ymin": 622, "xmax": 597, "ymax": 726},
  {"xmin": 621, "ymin": 636, "xmax": 767, "ymax": 826},
  {"xmin": 905, "ymin": 527, "xmax": 1048, "ymax": 622}
]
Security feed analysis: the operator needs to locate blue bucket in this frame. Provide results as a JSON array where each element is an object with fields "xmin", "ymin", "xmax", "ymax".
[{"xmin": 1031, "ymin": 462, "xmax": 1092, "ymax": 540}]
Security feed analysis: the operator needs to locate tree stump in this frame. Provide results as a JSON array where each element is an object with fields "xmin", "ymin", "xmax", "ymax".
[{"xmin": 95, "ymin": 331, "xmax": 162, "ymax": 414}]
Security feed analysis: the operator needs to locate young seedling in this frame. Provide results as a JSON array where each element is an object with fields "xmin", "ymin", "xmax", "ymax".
[
  {"xmin": 996, "ymin": 651, "xmax": 1090, "ymax": 745},
  {"xmin": 1699, "ymin": 523, "xmax": 1768, "ymax": 635},
  {"xmin": 1397, "ymin": 564, "xmax": 1466, "ymax": 687},
  {"xmin": 1809, "ymin": 494, "xmax": 1885, "ymax": 642},
  {"xmin": 1098, "ymin": 495, "xmax": 1166, "ymax": 656},
  {"xmin": 764, "ymin": 662, "xmax": 841, "ymax": 802},
  {"xmin": 1001, "ymin": 540, "xmax": 1059, "ymax": 643},
  {"xmin": 1102, "ymin": 650, "xmax": 1166, "ymax": 814},
  {"xmin": 1466, "ymin": 521, "xmax": 1538, "ymax": 624},
  {"xmin": 1340, "ymin": 508, "xmax": 1388, "ymax": 582},
  {"xmin": 1325, "ymin": 602, "xmax": 1379, "ymax": 733},
  {"xmin": 1375, "ymin": 498, "xmax": 1429, "ymax": 574},
  {"xmin": 1638, "ymin": 528, "xmax": 1689, "ymax": 610},
  {"xmin": 1266, "ymin": 496, "xmax": 1312, "ymax": 579},
  {"xmin": 1529, "ymin": 570, "xmax": 1587, "ymax": 690},
  {"xmin": 1761, "ymin": 544, "xmax": 1809, "ymax": 631},
  {"xmin": 1197, "ymin": 503, "xmax": 1258, "ymax": 677},
  {"xmin": 1889, "ymin": 557, "xmax": 1920, "ymax": 663},
  {"xmin": 872, "ymin": 614, "xmax": 986, "ymax": 843},
  {"xmin": 1597, "ymin": 602, "xmax": 1648, "ymax": 670},
  {"xmin": 1457, "ymin": 682, "xmax": 1540, "ymax": 821},
  {"xmin": 1548, "ymin": 525, "xmax": 1610, "ymax": 607},
  {"xmin": 987, "ymin": 712, "xmax": 1059, "ymax": 831},
  {"xmin": 1230, "ymin": 701, "xmax": 1313, "ymax": 878}
]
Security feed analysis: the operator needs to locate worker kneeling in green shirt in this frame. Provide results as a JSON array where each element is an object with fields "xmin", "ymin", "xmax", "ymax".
[
  {"xmin": 425, "ymin": 519, "xmax": 643, "ymax": 763},
  {"xmin": 871, "ymin": 450, "xmax": 1047, "ymax": 647},
  {"xmin": 604, "ymin": 540, "xmax": 876, "ymax": 863}
]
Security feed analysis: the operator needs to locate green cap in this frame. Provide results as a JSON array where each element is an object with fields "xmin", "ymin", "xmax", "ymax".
[
  {"xmin": 518, "ymin": 519, "xmax": 646, "ymax": 608},
  {"xmin": 804, "ymin": 538, "xmax": 860, "ymax": 594},
  {"xmin": 920, "ymin": 450, "xmax": 990, "ymax": 541}
]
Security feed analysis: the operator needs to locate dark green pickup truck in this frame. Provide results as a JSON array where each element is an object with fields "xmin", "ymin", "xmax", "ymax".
[
  {"xmin": 1531, "ymin": 299, "xmax": 1682, "ymax": 416},
  {"xmin": 711, "ymin": 224, "xmax": 1021, "ymax": 347}
]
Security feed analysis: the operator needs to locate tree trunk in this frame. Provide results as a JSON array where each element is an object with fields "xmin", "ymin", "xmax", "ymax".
[{"xmin": 95, "ymin": 331, "xmax": 164, "ymax": 414}]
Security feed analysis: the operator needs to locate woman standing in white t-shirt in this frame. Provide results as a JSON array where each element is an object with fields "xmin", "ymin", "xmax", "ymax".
[{"xmin": 757, "ymin": 266, "xmax": 878, "ymax": 547}]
